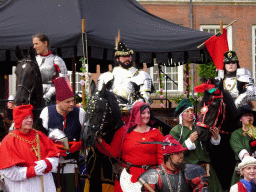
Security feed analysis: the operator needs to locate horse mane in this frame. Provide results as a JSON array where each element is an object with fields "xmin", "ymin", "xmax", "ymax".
[{"xmin": 105, "ymin": 90, "xmax": 124, "ymax": 129}]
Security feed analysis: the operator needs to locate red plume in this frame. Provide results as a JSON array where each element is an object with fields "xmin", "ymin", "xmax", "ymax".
[{"xmin": 194, "ymin": 83, "xmax": 209, "ymax": 93}]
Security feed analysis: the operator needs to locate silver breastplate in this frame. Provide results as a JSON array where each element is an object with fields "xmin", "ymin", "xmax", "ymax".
[{"xmin": 36, "ymin": 55, "xmax": 56, "ymax": 84}]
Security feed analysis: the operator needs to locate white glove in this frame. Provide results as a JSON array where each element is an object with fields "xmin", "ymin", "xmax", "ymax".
[{"xmin": 34, "ymin": 160, "xmax": 47, "ymax": 175}]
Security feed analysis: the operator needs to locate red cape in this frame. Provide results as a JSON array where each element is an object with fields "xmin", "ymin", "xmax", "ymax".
[{"xmin": 0, "ymin": 129, "xmax": 59, "ymax": 169}]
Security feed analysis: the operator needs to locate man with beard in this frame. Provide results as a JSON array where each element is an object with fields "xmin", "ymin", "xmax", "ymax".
[
  {"xmin": 97, "ymin": 41, "xmax": 153, "ymax": 109},
  {"xmin": 138, "ymin": 135, "xmax": 208, "ymax": 192}
]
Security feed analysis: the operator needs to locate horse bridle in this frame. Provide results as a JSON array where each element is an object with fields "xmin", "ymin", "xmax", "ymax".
[
  {"xmin": 17, "ymin": 59, "xmax": 38, "ymax": 104},
  {"xmin": 196, "ymin": 93, "xmax": 228, "ymax": 134},
  {"xmin": 85, "ymin": 91, "xmax": 110, "ymax": 136}
]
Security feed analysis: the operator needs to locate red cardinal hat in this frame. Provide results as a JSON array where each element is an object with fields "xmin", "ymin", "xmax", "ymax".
[
  {"xmin": 54, "ymin": 77, "xmax": 75, "ymax": 101},
  {"xmin": 13, "ymin": 104, "xmax": 34, "ymax": 128}
]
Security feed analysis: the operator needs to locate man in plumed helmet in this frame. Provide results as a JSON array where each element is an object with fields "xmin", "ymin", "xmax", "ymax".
[
  {"xmin": 217, "ymin": 51, "xmax": 256, "ymax": 108},
  {"xmin": 97, "ymin": 41, "xmax": 153, "ymax": 110}
]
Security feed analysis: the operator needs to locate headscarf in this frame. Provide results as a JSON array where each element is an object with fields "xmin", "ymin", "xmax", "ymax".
[
  {"xmin": 118, "ymin": 101, "xmax": 151, "ymax": 157},
  {"xmin": 13, "ymin": 104, "xmax": 33, "ymax": 128}
]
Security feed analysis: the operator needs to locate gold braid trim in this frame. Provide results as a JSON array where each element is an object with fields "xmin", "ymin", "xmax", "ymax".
[{"xmin": 114, "ymin": 50, "xmax": 134, "ymax": 57}]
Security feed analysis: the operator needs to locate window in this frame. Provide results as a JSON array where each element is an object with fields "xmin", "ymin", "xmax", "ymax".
[
  {"xmin": 150, "ymin": 64, "xmax": 183, "ymax": 93},
  {"xmin": 68, "ymin": 71, "xmax": 83, "ymax": 93},
  {"xmin": 252, "ymin": 26, "xmax": 256, "ymax": 80},
  {"xmin": 200, "ymin": 25, "xmax": 233, "ymax": 50}
]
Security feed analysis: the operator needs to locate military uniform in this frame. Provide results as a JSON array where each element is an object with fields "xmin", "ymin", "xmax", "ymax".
[{"xmin": 217, "ymin": 51, "xmax": 256, "ymax": 108}]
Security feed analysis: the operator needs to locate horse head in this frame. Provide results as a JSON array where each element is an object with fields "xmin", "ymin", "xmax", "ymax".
[
  {"xmin": 81, "ymin": 81, "xmax": 124, "ymax": 147},
  {"xmin": 195, "ymin": 78, "xmax": 231, "ymax": 142},
  {"xmin": 14, "ymin": 46, "xmax": 43, "ymax": 108}
]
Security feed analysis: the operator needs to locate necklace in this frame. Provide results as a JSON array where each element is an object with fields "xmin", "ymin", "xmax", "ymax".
[
  {"xmin": 9, "ymin": 131, "xmax": 39, "ymax": 158},
  {"xmin": 223, "ymin": 77, "xmax": 237, "ymax": 93},
  {"xmin": 161, "ymin": 165, "xmax": 181, "ymax": 192}
]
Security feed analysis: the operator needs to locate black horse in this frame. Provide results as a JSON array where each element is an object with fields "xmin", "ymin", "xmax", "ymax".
[
  {"xmin": 81, "ymin": 81, "xmax": 124, "ymax": 191},
  {"xmin": 195, "ymin": 78, "xmax": 237, "ymax": 191},
  {"xmin": 15, "ymin": 46, "xmax": 45, "ymax": 125}
]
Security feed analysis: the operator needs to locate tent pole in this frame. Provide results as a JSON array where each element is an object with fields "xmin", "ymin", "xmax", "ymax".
[{"xmin": 190, "ymin": 0, "xmax": 194, "ymax": 99}]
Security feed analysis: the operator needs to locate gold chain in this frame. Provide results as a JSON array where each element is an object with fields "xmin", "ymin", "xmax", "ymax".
[
  {"xmin": 9, "ymin": 130, "xmax": 37, "ymax": 144},
  {"xmin": 223, "ymin": 76, "xmax": 237, "ymax": 93},
  {"xmin": 9, "ymin": 130, "xmax": 39, "ymax": 157}
]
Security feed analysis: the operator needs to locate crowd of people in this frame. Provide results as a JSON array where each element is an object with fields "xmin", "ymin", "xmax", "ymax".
[{"xmin": 1, "ymin": 33, "xmax": 256, "ymax": 192}]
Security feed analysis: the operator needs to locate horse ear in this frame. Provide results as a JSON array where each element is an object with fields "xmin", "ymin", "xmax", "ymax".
[
  {"xmin": 29, "ymin": 46, "xmax": 36, "ymax": 60},
  {"xmin": 15, "ymin": 46, "xmax": 23, "ymax": 60},
  {"xmin": 90, "ymin": 80, "xmax": 96, "ymax": 96}
]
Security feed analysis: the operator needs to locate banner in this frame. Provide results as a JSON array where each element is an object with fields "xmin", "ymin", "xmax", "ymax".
[{"xmin": 205, "ymin": 28, "xmax": 229, "ymax": 70}]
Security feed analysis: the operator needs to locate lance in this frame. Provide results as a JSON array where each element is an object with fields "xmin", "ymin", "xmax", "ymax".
[{"xmin": 81, "ymin": 19, "xmax": 88, "ymax": 108}]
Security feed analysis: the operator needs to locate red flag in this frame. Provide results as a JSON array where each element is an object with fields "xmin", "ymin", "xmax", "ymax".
[{"xmin": 205, "ymin": 28, "xmax": 229, "ymax": 70}]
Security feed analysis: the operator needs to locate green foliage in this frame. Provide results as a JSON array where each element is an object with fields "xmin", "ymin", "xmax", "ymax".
[{"xmin": 197, "ymin": 62, "xmax": 217, "ymax": 80}]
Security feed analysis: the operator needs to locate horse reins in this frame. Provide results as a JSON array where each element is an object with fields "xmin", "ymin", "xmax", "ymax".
[
  {"xmin": 196, "ymin": 93, "xmax": 229, "ymax": 134},
  {"xmin": 17, "ymin": 59, "xmax": 38, "ymax": 104}
]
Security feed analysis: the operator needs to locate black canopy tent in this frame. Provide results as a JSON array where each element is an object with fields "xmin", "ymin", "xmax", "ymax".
[{"xmin": 0, "ymin": 0, "xmax": 213, "ymax": 74}]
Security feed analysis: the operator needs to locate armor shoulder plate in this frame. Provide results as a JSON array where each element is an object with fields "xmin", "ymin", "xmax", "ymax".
[
  {"xmin": 133, "ymin": 70, "xmax": 152, "ymax": 85},
  {"xmin": 237, "ymin": 68, "xmax": 252, "ymax": 77},
  {"xmin": 184, "ymin": 164, "xmax": 207, "ymax": 181},
  {"xmin": 97, "ymin": 71, "xmax": 114, "ymax": 90},
  {"xmin": 139, "ymin": 169, "xmax": 159, "ymax": 184}
]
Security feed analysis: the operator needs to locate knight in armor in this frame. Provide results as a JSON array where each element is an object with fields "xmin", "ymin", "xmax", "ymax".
[
  {"xmin": 32, "ymin": 33, "xmax": 68, "ymax": 105},
  {"xmin": 169, "ymin": 99, "xmax": 223, "ymax": 192},
  {"xmin": 217, "ymin": 51, "xmax": 256, "ymax": 108},
  {"xmin": 138, "ymin": 135, "xmax": 208, "ymax": 192},
  {"xmin": 40, "ymin": 77, "xmax": 86, "ymax": 192},
  {"xmin": 97, "ymin": 41, "xmax": 153, "ymax": 110}
]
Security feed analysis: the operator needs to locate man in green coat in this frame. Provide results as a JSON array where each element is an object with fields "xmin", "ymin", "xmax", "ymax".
[
  {"xmin": 230, "ymin": 104, "xmax": 256, "ymax": 186},
  {"xmin": 169, "ymin": 99, "xmax": 223, "ymax": 192}
]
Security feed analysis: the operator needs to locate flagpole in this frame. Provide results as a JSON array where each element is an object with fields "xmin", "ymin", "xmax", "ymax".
[{"xmin": 197, "ymin": 20, "xmax": 236, "ymax": 49}]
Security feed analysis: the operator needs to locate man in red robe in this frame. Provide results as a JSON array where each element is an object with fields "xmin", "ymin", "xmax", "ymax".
[{"xmin": 0, "ymin": 104, "xmax": 59, "ymax": 192}]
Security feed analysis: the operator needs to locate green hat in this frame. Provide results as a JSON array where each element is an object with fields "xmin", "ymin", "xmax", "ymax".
[
  {"xmin": 114, "ymin": 42, "xmax": 134, "ymax": 57},
  {"xmin": 223, "ymin": 51, "xmax": 239, "ymax": 63},
  {"xmin": 175, "ymin": 99, "xmax": 193, "ymax": 116}
]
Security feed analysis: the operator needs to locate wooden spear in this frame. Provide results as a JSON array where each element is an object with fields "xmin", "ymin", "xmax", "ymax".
[{"xmin": 36, "ymin": 132, "xmax": 44, "ymax": 192}]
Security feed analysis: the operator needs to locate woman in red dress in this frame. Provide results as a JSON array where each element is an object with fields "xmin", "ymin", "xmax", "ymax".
[{"xmin": 97, "ymin": 101, "xmax": 163, "ymax": 192}]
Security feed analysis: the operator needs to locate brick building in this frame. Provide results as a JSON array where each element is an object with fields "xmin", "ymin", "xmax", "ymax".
[{"xmin": 139, "ymin": 0, "xmax": 256, "ymax": 78}]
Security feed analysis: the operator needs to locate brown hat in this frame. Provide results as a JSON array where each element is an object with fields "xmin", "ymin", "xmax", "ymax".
[{"xmin": 54, "ymin": 77, "xmax": 74, "ymax": 101}]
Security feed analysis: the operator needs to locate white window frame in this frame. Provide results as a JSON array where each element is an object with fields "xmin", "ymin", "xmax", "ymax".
[
  {"xmin": 200, "ymin": 25, "xmax": 233, "ymax": 51},
  {"xmin": 252, "ymin": 26, "xmax": 256, "ymax": 81},
  {"xmin": 150, "ymin": 64, "xmax": 183, "ymax": 94},
  {"xmin": 68, "ymin": 71, "xmax": 84, "ymax": 93}
]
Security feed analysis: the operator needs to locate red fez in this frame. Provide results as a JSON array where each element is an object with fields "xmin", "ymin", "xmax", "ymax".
[
  {"xmin": 54, "ymin": 77, "xmax": 75, "ymax": 101},
  {"xmin": 13, "ymin": 104, "xmax": 34, "ymax": 128},
  {"xmin": 162, "ymin": 135, "xmax": 187, "ymax": 155}
]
